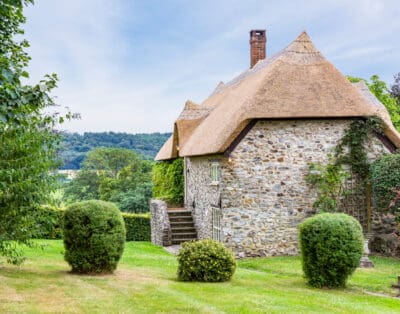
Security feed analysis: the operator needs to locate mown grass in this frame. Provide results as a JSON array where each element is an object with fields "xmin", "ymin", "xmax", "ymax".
[{"xmin": 1, "ymin": 240, "xmax": 399, "ymax": 313}]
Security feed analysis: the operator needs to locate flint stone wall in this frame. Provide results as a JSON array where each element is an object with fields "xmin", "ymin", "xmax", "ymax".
[
  {"xmin": 186, "ymin": 119, "xmax": 391, "ymax": 258},
  {"xmin": 150, "ymin": 199, "xmax": 170, "ymax": 246},
  {"xmin": 185, "ymin": 156, "xmax": 222, "ymax": 239}
]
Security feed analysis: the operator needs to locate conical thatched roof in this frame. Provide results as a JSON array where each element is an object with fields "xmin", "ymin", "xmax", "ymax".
[{"xmin": 156, "ymin": 31, "xmax": 400, "ymax": 160}]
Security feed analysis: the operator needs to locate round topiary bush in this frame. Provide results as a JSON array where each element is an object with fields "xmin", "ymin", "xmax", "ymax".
[
  {"xmin": 177, "ymin": 240, "xmax": 236, "ymax": 282},
  {"xmin": 299, "ymin": 213, "xmax": 363, "ymax": 288},
  {"xmin": 63, "ymin": 200, "xmax": 126, "ymax": 274}
]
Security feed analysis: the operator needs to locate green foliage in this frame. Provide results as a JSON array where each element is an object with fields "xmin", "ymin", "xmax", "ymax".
[
  {"xmin": 335, "ymin": 117, "xmax": 383, "ymax": 179},
  {"xmin": 116, "ymin": 182, "xmax": 152, "ymax": 213},
  {"xmin": 370, "ymin": 154, "xmax": 400, "ymax": 214},
  {"xmin": 123, "ymin": 213, "xmax": 151, "ymax": 241},
  {"xmin": 0, "ymin": 0, "xmax": 74, "ymax": 264},
  {"xmin": 82, "ymin": 147, "xmax": 140, "ymax": 176},
  {"xmin": 63, "ymin": 147, "xmax": 152, "ymax": 213},
  {"xmin": 307, "ymin": 117, "xmax": 384, "ymax": 213},
  {"xmin": 152, "ymin": 158, "xmax": 184, "ymax": 205},
  {"xmin": 30, "ymin": 207, "xmax": 150, "ymax": 242},
  {"xmin": 347, "ymin": 75, "xmax": 400, "ymax": 131},
  {"xmin": 306, "ymin": 160, "xmax": 349, "ymax": 212},
  {"xmin": 177, "ymin": 240, "xmax": 236, "ymax": 282},
  {"xmin": 299, "ymin": 213, "xmax": 364, "ymax": 288},
  {"xmin": 60, "ymin": 132, "xmax": 171, "ymax": 169},
  {"xmin": 33, "ymin": 206, "xmax": 64, "ymax": 239},
  {"xmin": 63, "ymin": 200, "xmax": 126, "ymax": 273},
  {"xmin": 63, "ymin": 170, "xmax": 100, "ymax": 202}
]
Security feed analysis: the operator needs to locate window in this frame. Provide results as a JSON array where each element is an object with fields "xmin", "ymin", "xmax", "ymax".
[
  {"xmin": 210, "ymin": 162, "xmax": 220, "ymax": 185},
  {"xmin": 212, "ymin": 206, "xmax": 221, "ymax": 242}
]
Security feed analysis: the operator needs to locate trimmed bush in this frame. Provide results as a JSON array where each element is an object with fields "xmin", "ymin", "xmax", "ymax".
[
  {"xmin": 177, "ymin": 240, "xmax": 236, "ymax": 282},
  {"xmin": 371, "ymin": 154, "xmax": 400, "ymax": 212},
  {"xmin": 123, "ymin": 213, "xmax": 151, "ymax": 241},
  {"xmin": 299, "ymin": 213, "xmax": 363, "ymax": 288},
  {"xmin": 63, "ymin": 200, "xmax": 126, "ymax": 274}
]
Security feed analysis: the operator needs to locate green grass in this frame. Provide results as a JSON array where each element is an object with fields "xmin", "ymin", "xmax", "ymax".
[{"xmin": 1, "ymin": 240, "xmax": 399, "ymax": 313}]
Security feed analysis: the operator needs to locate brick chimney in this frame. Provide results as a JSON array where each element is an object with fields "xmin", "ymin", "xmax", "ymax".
[{"xmin": 249, "ymin": 30, "xmax": 266, "ymax": 68}]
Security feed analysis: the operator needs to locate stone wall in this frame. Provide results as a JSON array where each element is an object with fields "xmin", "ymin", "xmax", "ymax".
[
  {"xmin": 150, "ymin": 199, "xmax": 171, "ymax": 246},
  {"xmin": 187, "ymin": 119, "xmax": 391, "ymax": 258},
  {"xmin": 185, "ymin": 156, "xmax": 222, "ymax": 239}
]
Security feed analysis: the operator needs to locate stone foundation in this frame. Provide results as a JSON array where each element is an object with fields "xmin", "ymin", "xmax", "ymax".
[
  {"xmin": 371, "ymin": 212, "xmax": 400, "ymax": 257},
  {"xmin": 150, "ymin": 199, "xmax": 170, "ymax": 246}
]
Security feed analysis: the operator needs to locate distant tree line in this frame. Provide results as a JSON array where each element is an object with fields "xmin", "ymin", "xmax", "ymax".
[{"xmin": 59, "ymin": 132, "xmax": 171, "ymax": 169}]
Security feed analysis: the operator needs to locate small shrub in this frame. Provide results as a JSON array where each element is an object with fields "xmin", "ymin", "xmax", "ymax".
[
  {"xmin": 63, "ymin": 200, "xmax": 126, "ymax": 274},
  {"xmin": 299, "ymin": 213, "xmax": 363, "ymax": 288},
  {"xmin": 123, "ymin": 213, "xmax": 150, "ymax": 241},
  {"xmin": 177, "ymin": 240, "xmax": 236, "ymax": 282}
]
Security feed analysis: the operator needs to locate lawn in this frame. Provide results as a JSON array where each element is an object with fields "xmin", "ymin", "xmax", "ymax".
[{"xmin": 1, "ymin": 240, "xmax": 399, "ymax": 313}]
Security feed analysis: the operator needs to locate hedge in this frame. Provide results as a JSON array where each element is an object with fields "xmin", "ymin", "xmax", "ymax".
[
  {"xmin": 33, "ymin": 206, "xmax": 150, "ymax": 241},
  {"xmin": 123, "ymin": 213, "xmax": 151, "ymax": 241}
]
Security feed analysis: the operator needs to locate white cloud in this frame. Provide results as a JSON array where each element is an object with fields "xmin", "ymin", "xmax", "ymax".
[{"xmin": 23, "ymin": 0, "xmax": 400, "ymax": 133}]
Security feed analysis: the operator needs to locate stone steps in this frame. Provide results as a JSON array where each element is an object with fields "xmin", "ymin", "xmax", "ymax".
[
  {"xmin": 170, "ymin": 221, "xmax": 195, "ymax": 228},
  {"xmin": 167, "ymin": 209, "xmax": 197, "ymax": 245}
]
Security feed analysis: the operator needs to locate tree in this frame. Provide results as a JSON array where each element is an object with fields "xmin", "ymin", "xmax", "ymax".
[
  {"xmin": 347, "ymin": 75, "xmax": 400, "ymax": 131},
  {"xmin": 63, "ymin": 147, "xmax": 153, "ymax": 213},
  {"xmin": 0, "ymin": 1, "xmax": 72, "ymax": 264},
  {"xmin": 82, "ymin": 147, "xmax": 141, "ymax": 176}
]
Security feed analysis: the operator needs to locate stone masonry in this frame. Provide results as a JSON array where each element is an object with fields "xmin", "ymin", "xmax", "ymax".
[
  {"xmin": 150, "ymin": 199, "xmax": 170, "ymax": 246},
  {"xmin": 185, "ymin": 119, "xmax": 391, "ymax": 258},
  {"xmin": 185, "ymin": 156, "xmax": 222, "ymax": 240}
]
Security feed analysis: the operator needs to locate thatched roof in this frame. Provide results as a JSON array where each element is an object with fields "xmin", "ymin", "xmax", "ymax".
[{"xmin": 155, "ymin": 31, "xmax": 400, "ymax": 160}]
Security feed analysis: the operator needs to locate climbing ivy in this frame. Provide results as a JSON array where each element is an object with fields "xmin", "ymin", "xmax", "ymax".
[
  {"xmin": 306, "ymin": 158, "xmax": 349, "ymax": 213},
  {"xmin": 152, "ymin": 158, "xmax": 184, "ymax": 205},
  {"xmin": 335, "ymin": 117, "xmax": 384, "ymax": 179},
  {"xmin": 307, "ymin": 117, "xmax": 384, "ymax": 213}
]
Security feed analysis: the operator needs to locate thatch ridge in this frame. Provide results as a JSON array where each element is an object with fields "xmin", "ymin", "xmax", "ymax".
[{"xmin": 155, "ymin": 31, "xmax": 400, "ymax": 160}]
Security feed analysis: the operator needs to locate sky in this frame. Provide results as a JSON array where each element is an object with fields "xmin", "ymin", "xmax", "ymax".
[{"xmin": 23, "ymin": 0, "xmax": 400, "ymax": 134}]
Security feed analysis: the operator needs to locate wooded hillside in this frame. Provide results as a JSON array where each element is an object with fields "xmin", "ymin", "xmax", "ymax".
[{"xmin": 60, "ymin": 132, "xmax": 171, "ymax": 169}]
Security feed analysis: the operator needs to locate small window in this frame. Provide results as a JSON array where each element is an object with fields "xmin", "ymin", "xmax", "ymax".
[{"xmin": 210, "ymin": 162, "xmax": 220, "ymax": 184}]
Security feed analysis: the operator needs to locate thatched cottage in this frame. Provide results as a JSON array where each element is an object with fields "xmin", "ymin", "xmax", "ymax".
[{"xmin": 151, "ymin": 30, "xmax": 400, "ymax": 257}]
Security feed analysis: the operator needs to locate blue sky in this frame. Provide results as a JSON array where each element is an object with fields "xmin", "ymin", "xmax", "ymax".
[{"xmin": 24, "ymin": 0, "xmax": 400, "ymax": 133}]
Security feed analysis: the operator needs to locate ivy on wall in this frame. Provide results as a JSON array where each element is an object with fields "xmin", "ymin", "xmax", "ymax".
[
  {"xmin": 152, "ymin": 158, "xmax": 184, "ymax": 205},
  {"xmin": 335, "ymin": 117, "xmax": 384, "ymax": 179},
  {"xmin": 307, "ymin": 117, "xmax": 384, "ymax": 213}
]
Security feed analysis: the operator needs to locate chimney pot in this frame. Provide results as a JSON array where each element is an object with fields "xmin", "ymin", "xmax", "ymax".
[{"xmin": 249, "ymin": 29, "xmax": 266, "ymax": 68}]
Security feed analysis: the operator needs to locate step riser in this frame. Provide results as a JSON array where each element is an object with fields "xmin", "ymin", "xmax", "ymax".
[
  {"xmin": 170, "ymin": 223, "xmax": 194, "ymax": 228},
  {"xmin": 168, "ymin": 213, "xmax": 192, "ymax": 218},
  {"xmin": 169, "ymin": 217, "xmax": 193, "ymax": 223},
  {"xmin": 171, "ymin": 229, "xmax": 196, "ymax": 234},
  {"xmin": 172, "ymin": 234, "xmax": 196, "ymax": 240}
]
